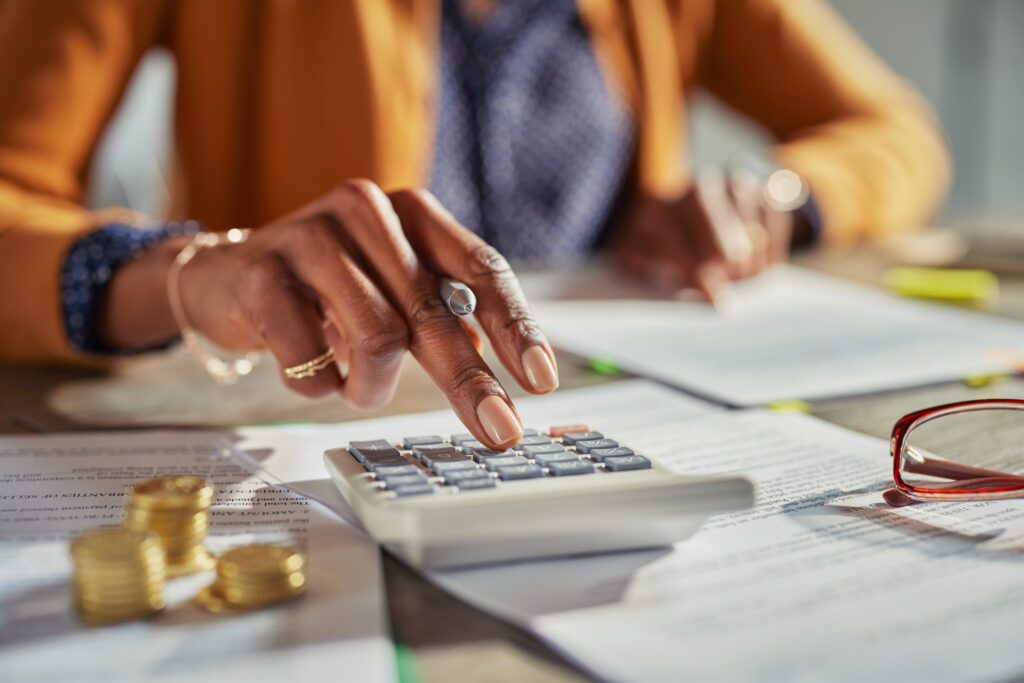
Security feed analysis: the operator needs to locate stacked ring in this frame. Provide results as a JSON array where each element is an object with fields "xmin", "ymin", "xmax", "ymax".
[{"xmin": 283, "ymin": 347, "xmax": 336, "ymax": 379}]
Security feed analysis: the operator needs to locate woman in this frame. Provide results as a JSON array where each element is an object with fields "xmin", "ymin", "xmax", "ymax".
[{"xmin": 0, "ymin": 0, "xmax": 950, "ymax": 448}]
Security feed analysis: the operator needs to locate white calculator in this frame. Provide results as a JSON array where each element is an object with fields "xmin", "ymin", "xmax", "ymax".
[{"xmin": 324, "ymin": 425, "xmax": 754, "ymax": 569}]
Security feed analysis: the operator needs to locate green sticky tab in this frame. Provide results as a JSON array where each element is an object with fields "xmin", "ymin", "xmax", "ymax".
[
  {"xmin": 883, "ymin": 267, "xmax": 998, "ymax": 302},
  {"xmin": 587, "ymin": 356, "xmax": 621, "ymax": 375},
  {"xmin": 764, "ymin": 400, "xmax": 811, "ymax": 414},
  {"xmin": 394, "ymin": 644, "xmax": 421, "ymax": 683}
]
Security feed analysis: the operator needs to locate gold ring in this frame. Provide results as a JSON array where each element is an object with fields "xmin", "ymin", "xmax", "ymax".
[{"xmin": 283, "ymin": 347, "xmax": 335, "ymax": 379}]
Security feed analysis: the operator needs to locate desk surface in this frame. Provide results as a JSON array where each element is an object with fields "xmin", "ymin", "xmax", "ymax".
[{"xmin": 2, "ymin": 248, "xmax": 1022, "ymax": 682}]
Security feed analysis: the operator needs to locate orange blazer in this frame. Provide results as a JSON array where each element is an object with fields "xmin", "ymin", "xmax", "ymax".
[{"xmin": 0, "ymin": 0, "xmax": 950, "ymax": 364}]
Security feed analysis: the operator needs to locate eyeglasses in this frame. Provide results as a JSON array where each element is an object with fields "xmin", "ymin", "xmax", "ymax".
[{"xmin": 886, "ymin": 399, "xmax": 1024, "ymax": 506}]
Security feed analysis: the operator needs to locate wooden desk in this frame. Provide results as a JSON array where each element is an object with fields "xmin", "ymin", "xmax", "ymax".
[{"xmin": 2, "ymin": 250, "xmax": 1022, "ymax": 682}]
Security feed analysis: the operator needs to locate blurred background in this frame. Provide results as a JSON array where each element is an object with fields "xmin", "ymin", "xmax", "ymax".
[{"xmin": 88, "ymin": 0, "xmax": 1024, "ymax": 242}]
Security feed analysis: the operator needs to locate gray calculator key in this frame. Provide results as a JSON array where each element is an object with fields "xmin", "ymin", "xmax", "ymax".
[
  {"xmin": 456, "ymin": 477, "xmax": 497, "ymax": 491},
  {"xmin": 496, "ymin": 464, "xmax": 544, "ymax": 480},
  {"xmin": 484, "ymin": 455, "xmax": 530, "ymax": 471},
  {"xmin": 547, "ymin": 460, "xmax": 596, "ymax": 476},
  {"xmin": 459, "ymin": 440, "xmax": 486, "ymax": 454},
  {"xmin": 603, "ymin": 454, "xmax": 652, "ymax": 471},
  {"xmin": 421, "ymin": 452, "xmax": 468, "ymax": 467},
  {"xmin": 515, "ymin": 435, "xmax": 551, "ymax": 447},
  {"xmin": 521, "ymin": 428, "xmax": 539, "ymax": 437},
  {"xmin": 450, "ymin": 433, "xmax": 476, "ymax": 447},
  {"xmin": 413, "ymin": 443, "xmax": 457, "ymax": 459},
  {"xmin": 369, "ymin": 463, "xmax": 419, "ymax": 476},
  {"xmin": 533, "ymin": 450, "xmax": 580, "ymax": 465},
  {"xmin": 473, "ymin": 448, "xmax": 515, "ymax": 462},
  {"xmin": 561, "ymin": 431, "xmax": 604, "ymax": 445},
  {"xmin": 379, "ymin": 473, "xmax": 429, "ymax": 487},
  {"xmin": 443, "ymin": 469, "xmax": 492, "ymax": 485},
  {"xmin": 392, "ymin": 482, "xmax": 435, "ymax": 497},
  {"xmin": 403, "ymin": 435, "xmax": 445, "ymax": 449},
  {"xmin": 348, "ymin": 439, "xmax": 400, "ymax": 462},
  {"xmin": 364, "ymin": 458, "xmax": 412, "ymax": 472},
  {"xmin": 574, "ymin": 438, "xmax": 618, "ymax": 454},
  {"xmin": 589, "ymin": 446, "xmax": 635, "ymax": 462},
  {"xmin": 521, "ymin": 443, "xmax": 566, "ymax": 457},
  {"xmin": 431, "ymin": 459, "xmax": 479, "ymax": 474}
]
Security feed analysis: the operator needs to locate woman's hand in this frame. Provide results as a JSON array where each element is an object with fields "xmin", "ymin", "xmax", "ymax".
[
  {"xmin": 609, "ymin": 168, "xmax": 794, "ymax": 304},
  {"xmin": 101, "ymin": 181, "xmax": 558, "ymax": 449}
]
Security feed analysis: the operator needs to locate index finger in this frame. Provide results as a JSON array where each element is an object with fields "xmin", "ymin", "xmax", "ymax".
[{"xmin": 388, "ymin": 189, "xmax": 559, "ymax": 398}]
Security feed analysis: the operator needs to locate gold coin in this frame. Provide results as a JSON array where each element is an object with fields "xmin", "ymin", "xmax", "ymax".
[
  {"xmin": 71, "ymin": 528, "xmax": 159, "ymax": 559},
  {"xmin": 129, "ymin": 476, "xmax": 212, "ymax": 510},
  {"xmin": 217, "ymin": 545, "xmax": 305, "ymax": 579}
]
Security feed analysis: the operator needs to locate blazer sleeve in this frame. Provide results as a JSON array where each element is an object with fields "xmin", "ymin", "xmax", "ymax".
[
  {"xmin": 689, "ymin": 0, "xmax": 952, "ymax": 244},
  {"xmin": 0, "ymin": 0, "xmax": 166, "ymax": 364}
]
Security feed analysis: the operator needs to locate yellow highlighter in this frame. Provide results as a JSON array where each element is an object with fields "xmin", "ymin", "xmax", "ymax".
[{"xmin": 883, "ymin": 267, "xmax": 999, "ymax": 303}]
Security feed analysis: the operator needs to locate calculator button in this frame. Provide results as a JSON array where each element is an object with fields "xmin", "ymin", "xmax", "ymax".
[
  {"xmin": 455, "ymin": 477, "xmax": 497, "ymax": 491},
  {"xmin": 603, "ymin": 455, "xmax": 652, "ymax": 471},
  {"xmin": 450, "ymin": 433, "xmax": 477, "ymax": 446},
  {"xmin": 561, "ymin": 431, "xmax": 604, "ymax": 445},
  {"xmin": 442, "ymin": 469, "xmax": 492, "ymax": 485},
  {"xmin": 532, "ymin": 450, "xmax": 580, "ymax": 465},
  {"xmin": 473, "ymin": 448, "xmax": 515, "ymax": 462},
  {"xmin": 515, "ymin": 435, "xmax": 552, "ymax": 447},
  {"xmin": 431, "ymin": 459, "xmax": 480, "ymax": 474},
  {"xmin": 521, "ymin": 428, "xmax": 539, "ymax": 437},
  {"xmin": 574, "ymin": 438, "xmax": 618, "ymax": 454},
  {"xmin": 589, "ymin": 446, "xmax": 634, "ymax": 462},
  {"xmin": 412, "ymin": 443, "xmax": 456, "ymax": 458},
  {"xmin": 548, "ymin": 424, "xmax": 590, "ymax": 438},
  {"xmin": 392, "ymin": 482, "xmax": 435, "ymax": 497},
  {"xmin": 348, "ymin": 439, "xmax": 401, "ymax": 462},
  {"xmin": 421, "ymin": 453, "xmax": 469, "ymax": 468},
  {"xmin": 403, "ymin": 435, "xmax": 445, "ymax": 449},
  {"xmin": 484, "ymin": 455, "xmax": 530, "ymax": 471},
  {"xmin": 368, "ymin": 463, "xmax": 419, "ymax": 476},
  {"xmin": 521, "ymin": 443, "xmax": 566, "ymax": 457},
  {"xmin": 459, "ymin": 440, "xmax": 487, "ymax": 454},
  {"xmin": 379, "ymin": 474, "xmax": 429, "ymax": 487},
  {"xmin": 547, "ymin": 460, "xmax": 596, "ymax": 477},
  {"xmin": 495, "ymin": 464, "xmax": 544, "ymax": 480},
  {"xmin": 363, "ymin": 458, "xmax": 412, "ymax": 472}
]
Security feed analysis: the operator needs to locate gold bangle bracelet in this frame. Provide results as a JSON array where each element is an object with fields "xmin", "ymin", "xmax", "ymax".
[{"xmin": 167, "ymin": 229, "xmax": 261, "ymax": 386}]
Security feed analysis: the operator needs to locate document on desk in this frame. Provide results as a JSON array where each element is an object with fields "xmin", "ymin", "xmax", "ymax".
[
  {"xmin": 524, "ymin": 265, "xmax": 1024, "ymax": 406},
  {"xmin": 379, "ymin": 380, "xmax": 1023, "ymax": 682},
  {"xmin": 0, "ymin": 431, "xmax": 394, "ymax": 682}
]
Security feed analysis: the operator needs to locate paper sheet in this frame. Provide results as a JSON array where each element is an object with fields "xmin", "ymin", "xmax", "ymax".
[
  {"xmin": 403, "ymin": 381, "xmax": 1023, "ymax": 682},
  {"xmin": 236, "ymin": 379, "xmax": 1024, "ymax": 682},
  {"xmin": 524, "ymin": 265, "xmax": 1024, "ymax": 406},
  {"xmin": 0, "ymin": 431, "xmax": 395, "ymax": 683}
]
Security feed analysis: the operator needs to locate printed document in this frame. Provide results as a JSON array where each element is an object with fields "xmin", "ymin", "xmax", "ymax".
[
  {"xmin": 524, "ymin": 265, "xmax": 1024, "ymax": 405},
  {"xmin": 233, "ymin": 379, "xmax": 1024, "ymax": 682},
  {"xmin": 418, "ymin": 381, "xmax": 1024, "ymax": 682},
  {"xmin": 0, "ymin": 431, "xmax": 394, "ymax": 683}
]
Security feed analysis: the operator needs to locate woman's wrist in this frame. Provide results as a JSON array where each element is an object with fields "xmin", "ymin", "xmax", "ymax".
[{"xmin": 97, "ymin": 234, "xmax": 196, "ymax": 350}]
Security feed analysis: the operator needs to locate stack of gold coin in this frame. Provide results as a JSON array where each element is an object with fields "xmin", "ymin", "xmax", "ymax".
[
  {"xmin": 124, "ymin": 476, "xmax": 215, "ymax": 576},
  {"xmin": 196, "ymin": 544, "xmax": 306, "ymax": 612},
  {"xmin": 70, "ymin": 528, "xmax": 166, "ymax": 624}
]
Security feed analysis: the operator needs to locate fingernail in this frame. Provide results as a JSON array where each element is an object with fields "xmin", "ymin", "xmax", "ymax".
[
  {"xmin": 521, "ymin": 345, "xmax": 559, "ymax": 393},
  {"xmin": 476, "ymin": 395, "xmax": 522, "ymax": 446},
  {"xmin": 712, "ymin": 287, "xmax": 737, "ymax": 314}
]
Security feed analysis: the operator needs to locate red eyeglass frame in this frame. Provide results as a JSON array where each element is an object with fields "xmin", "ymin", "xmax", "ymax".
[{"xmin": 889, "ymin": 398, "xmax": 1024, "ymax": 503}]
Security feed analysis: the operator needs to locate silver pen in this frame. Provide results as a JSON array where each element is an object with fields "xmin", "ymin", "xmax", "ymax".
[{"xmin": 439, "ymin": 278, "xmax": 476, "ymax": 317}]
